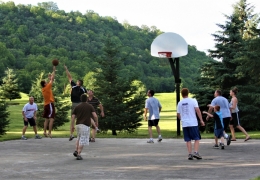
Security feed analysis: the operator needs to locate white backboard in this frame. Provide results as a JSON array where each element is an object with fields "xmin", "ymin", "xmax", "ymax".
[{"xmin": 151, "ymin": 32, "xmax": 188, "ymax": 58}]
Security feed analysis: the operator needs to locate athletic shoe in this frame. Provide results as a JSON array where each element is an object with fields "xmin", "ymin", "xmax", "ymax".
[
  {"xmin": 227, "ymin": 135, "xmax": 232, "ymax": 146},
  {"xmin": 158, "ymin": 136, "xmax": 162, "ymax": 142},
  {"xmin": 193, "ymin": 152, "xmax": 202, "ymax": 159},
  {"xmin": 35, "ymin": 135, "xmax": 42, "ymax": 139},
  {"xmin": 69, "ymin": 135, "xmax": 74, "ymax": 141},
  {"xmin": 21, "ymin": 136, "xmax": 27, "ymax": 140},
  {"xmin": 220, "ymin": 143, "xmax": 225, "ymax": 149},
  {"xmin": 188, "ymin": 154, "xmax": 193, "ymax": 160},
  {"xmin": 73, "ymin": 151, "xmax": 78, "ymax": 157},
  {"xmin": 76, "ymin": 155, "xmax": 83, "ymax": 160},
  {"xmin": 147, "ymin": 139, "xmax": 154, "ymax": 143},
  {"xmin": 96, "ymin": 128, "xmax": 100, "ymax": 132},
  {"xmin": 213, "ymin": 144, "xmax": 219, "ymax": 149}
]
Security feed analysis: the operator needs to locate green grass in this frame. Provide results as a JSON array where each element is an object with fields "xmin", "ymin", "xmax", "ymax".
[{"xmin": 1, "ymin": 92, "xmax": 260, "ymax": 141}]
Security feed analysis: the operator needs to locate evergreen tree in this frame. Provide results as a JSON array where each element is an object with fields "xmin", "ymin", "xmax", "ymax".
[
  {"xmin": 94, "ymin": 36, "xmax": 146, "ymax": 135},
  {"xmin": 0, "ymin": 68, "xmax": 21, "ymax": 101},
  {"xmin": 0, "ymin": 100, "xmax": 10, "ymax": 136},
  {"xmin": 194, "ymin": 0, "xmax": 260, "ymax": 131}
]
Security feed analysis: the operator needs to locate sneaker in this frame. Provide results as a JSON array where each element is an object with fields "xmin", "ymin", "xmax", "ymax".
[
  {"xmin": 213, "ymin": 144, "xmax": 219, "ymax": 149},
  {"xmin": 69, "ymin": 135, "xmax": 74, "ymax": 141},
  {"xmin": 21, "ymin": 136, "xmax": 27, "ymax": 140},
  {"xmin": 35, "ymin": 135, "xmax": 42, "ymax": 139},
  {"xmin": 147, "ymin": 139, "xmax": 154, "ymax": 143},
  {"xmin": 227, "ymin": 135, "xmax": 232, "ymax": 146},
  {"xmin": 158, "ymin": 136, "xmax": 162, "ymax": 142},
  {"xmin": 90, "ymin": 138, "xmax": 95, "ymax": 142},
  {"xmin": 76, "ymin": 155, "xmax": 83, "ymax": 160},
  {"xmin": 73, "ymin": 151, "xmax": 78, "ymax": 157},
  {"xmin": 221, "ymin": 143, "xmax": 225, "ymax": 149},
  {"xmin": 188, "ymin": 154, "xmax": 193, "ymax": 160},
  {"xmin": 193, "ymin": 152, "xmax": 202, "ymax": 159},
  {"xmin": 96, "ymin": 128, "xmax": 100, "ymax": 132}
]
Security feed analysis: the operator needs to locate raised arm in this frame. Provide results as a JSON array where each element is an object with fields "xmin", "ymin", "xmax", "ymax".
[
  {"xmin": 64, "ymin": 64, "xmax": 72, "ymax": 82},
  {"xmin": 49, "ymin": 66, "xmax": 56, "ymax": 83}
]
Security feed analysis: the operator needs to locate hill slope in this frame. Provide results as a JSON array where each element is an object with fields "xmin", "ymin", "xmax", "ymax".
[{"xmin": 0, "ymin": 1, "xmax": 213, "ymax": 93}]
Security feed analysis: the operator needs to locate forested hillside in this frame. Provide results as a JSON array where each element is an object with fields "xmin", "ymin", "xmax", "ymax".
[{"xmin": 0, "ymin": 1, "xmax": 212, "ymax": 93}]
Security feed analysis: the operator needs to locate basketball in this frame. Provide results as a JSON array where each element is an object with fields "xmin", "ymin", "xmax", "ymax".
[{"xmin": 52, "ymin": 59, "xmax": 59, "ymax": 66}]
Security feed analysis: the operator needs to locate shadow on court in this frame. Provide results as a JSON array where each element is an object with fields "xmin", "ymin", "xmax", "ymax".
[{"xmin": 0, "ymin": 138, "xmax": 259, "ymax": 180}]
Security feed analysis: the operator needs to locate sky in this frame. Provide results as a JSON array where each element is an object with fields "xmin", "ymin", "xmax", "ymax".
[{"xmin": 3, "ymin": 0, "xmax": 260, "ymax": 54}]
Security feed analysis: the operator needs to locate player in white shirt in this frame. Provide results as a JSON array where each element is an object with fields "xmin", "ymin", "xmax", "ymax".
[
  {"xmin": 144, "ymin": 90, "xmax": 162, "ymax": 143},
  {"xmin": 21, "ymin": 97, "xmax": 41, "ymax": 140},
  {"xmin": 177, "ymin": 88, "xmax": 205, "ymax": 160}
]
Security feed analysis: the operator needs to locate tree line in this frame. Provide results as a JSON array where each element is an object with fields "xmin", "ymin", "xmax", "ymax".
[
  {"xmin": 0, "ymin": 1, "xmax": 211, "ymax": 94},
  {"xmin": 194, "ymin": 0, "xmax": 260, "ymax": 131}
]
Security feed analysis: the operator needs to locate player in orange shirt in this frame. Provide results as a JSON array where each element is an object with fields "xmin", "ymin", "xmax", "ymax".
[{"xmin": 40, "ymin": 66, "xmax": 56, "ymax": 138}]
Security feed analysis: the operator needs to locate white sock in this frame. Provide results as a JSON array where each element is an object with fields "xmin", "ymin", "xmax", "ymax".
[{"xmin": 224, "ymin": 133, "xmax": 228, "ymax": 139}]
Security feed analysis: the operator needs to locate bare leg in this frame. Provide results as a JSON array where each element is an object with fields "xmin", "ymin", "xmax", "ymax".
[
  {"xmin": 237, "ymin": 125, "xmax": 250, "ymax": 138},
  {"xmin": 70, "ymin": 115, "xmax": 74, "ymax": 136},
  {"xmin": 148, "ymin": 126, "xmax": 153, "ymax": 138},
  {"xmin": 48, "ymin": 118, "xmax": 54, "ymax": 137},
  {"xmin": 33, "ymin": 126, "xmax": 38, "ymax": 134},
  {"xmin": 229, "ymin": 125, "xmax": 236, "ymax": 139},
  {"xmin": 155, "ymin": 125, "xmax": 161, "ymax": 136},
  {"xmin": 76, "ymin": 140, "xmax": 83, "ymax": 155},
  {"xmin": 220, "ymin": 137, "xmax": 225, "ymax": 144},
  {"xmin": 186, "ymin": 141, "xmax": 192, "ymax": 154},
  {"xmin": 194, "ymin": 140, "xmax": 200, "ymax": 152},
  {"xmin": 22, "ymin": 126, "xmax": 27, "ymax": 136},
  {"xmin": 44, "ymin": 118, "xmax": 49, "ymax": 135},
  {"xmin": 92, "ymin": 128, "xmax": 96, "ymax": 139},
  {"xmin": 214, "ymin": 136, "xmax": 218, "ymax": 145}
]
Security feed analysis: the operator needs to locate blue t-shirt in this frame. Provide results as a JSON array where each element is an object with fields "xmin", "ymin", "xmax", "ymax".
[
  {"xmin": 145, "ymin": 97, "xmax": 162, "ymax": 120},
  {"xmin": 214, "ymin": 111, "xmax": 224, "ymax": 130},
  {"xmin": 211, "ymin": 96, "xmax": 231, "ymax": 118}
]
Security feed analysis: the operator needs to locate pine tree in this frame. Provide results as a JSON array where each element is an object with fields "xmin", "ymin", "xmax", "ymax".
[
  {"xmin": 0, "ymin": 100, "xmax": 10, "ymax": 136},
  {"xmin": 194, "ymin": 0, "xmax": 260, "ymax": 131},
  {"xmin": 0, "ymin": 68, "xmax": 21, "ymax": 101},
  {"xmin": 93, "ymin": 36, "xmax": 146, "ymax": 135}
]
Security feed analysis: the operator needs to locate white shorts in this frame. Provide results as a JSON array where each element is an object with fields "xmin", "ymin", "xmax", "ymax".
[{"xmin": 76, "ymin": 124, "xmax": 90, "ymax": 146}]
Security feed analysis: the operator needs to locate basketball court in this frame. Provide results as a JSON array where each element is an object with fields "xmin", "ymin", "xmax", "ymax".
[{"xmin": 0, "ymin": 138, "xmax": 259, "ymax": 179}]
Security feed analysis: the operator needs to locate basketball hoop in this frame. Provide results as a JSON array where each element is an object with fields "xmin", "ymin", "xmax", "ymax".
[{"xmin": 158, "ymin": 52, "xmax": 172, "ymax": 58}]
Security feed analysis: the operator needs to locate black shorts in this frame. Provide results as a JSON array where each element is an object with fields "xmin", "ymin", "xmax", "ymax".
[
  {"xmin": 230, "ymin": 112, "xmax": 240, "ymax": 127},
  {"xmin": 148, "ymin": 119, "xmax": 159, "ymax": 126},
  {"xmin": 223, "ymin": 117, "xmax": 231, "ymax": 131},
  {"xmin": 24, "ymin": 117, "xmax": 36, "ymax": 127}
]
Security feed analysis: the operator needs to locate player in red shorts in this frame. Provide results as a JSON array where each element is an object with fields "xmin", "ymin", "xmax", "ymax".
[{"xmin": 40, "ymin": 66, "xmax": 56, "ymax": 138}]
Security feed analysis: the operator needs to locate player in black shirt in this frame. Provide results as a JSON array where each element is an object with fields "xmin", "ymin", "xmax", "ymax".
[{"xmin": 64, "ymin": 65, "xmax": 87, "ymax": 140}]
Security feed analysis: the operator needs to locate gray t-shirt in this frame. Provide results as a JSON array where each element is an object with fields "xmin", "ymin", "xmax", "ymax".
[
  {"xmin": 145, "ymin": 97, "xmax": 162, "ymax": 120},
  {"xmin": 211, "ymin": 96, "xmax": 231, "ymax": 118}
]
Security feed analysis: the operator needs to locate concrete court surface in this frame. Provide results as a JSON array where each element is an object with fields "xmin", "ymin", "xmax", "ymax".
[{"xmin": 0, "ymin": 138, "xmax": 259, "ymax": 180}]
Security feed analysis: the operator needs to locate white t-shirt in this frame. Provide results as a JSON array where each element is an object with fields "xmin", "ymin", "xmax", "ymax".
[
  {"xmin": 177, "ymin": 97, "xmax": 198, "ymax": 127},
  {"xmin": 22, "ymin": 103, "xmax": 38, "ymax": 118},
  {"xmin": 145, "ymin": 97, "xmax": 162, "ymax": 120}
]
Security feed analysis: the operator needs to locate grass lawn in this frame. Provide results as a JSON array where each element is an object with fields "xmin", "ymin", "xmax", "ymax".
[{"xmin": 1, "ymin": 92, "xmax": 260, "ymax": 141}]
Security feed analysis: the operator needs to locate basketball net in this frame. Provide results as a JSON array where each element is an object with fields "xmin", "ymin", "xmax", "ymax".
[{"xmin": 158, "ymin": 52, "xmax": 172, "ymax": 58}]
